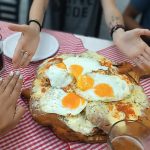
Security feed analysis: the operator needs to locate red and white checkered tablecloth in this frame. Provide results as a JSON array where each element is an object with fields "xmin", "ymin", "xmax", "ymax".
[{"xmin": 0, "ymin": 21, "xmax": 150, "ymax": 150}]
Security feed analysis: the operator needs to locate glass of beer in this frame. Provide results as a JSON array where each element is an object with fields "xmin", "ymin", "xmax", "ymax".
[{"xmin": 107, "ymin": 120, "xmax": 150, "ymax": 150}]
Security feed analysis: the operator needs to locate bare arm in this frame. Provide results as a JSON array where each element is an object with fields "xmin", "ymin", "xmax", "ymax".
[
  {"xmin": 8, "ymin": 0, "xmax": 49, "ymax": 68},
  {"xmin": 101, "ymin": 0, "xmax": 150, "ymax": 73},
  {"xmin": 101, "ymin": 0, "xmax": 126, "ymax": 42},
  {"xmin": 101, "ymin": 0, "xmax": 124, "ymax": 30},
  {"xmin": 29, "ymin": 0, "xmax": 49, "ymax": 31},
  {"xmin": 123, "ymin": 4, "xmax": 141, "ymax": 30}
]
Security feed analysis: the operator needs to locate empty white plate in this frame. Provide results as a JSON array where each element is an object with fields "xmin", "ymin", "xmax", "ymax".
[{"xmin": 3, "ymin": 32, "xmax": 59, "ymax": 61}]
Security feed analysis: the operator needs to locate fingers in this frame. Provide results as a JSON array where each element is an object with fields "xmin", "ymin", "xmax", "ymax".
[
  {"xmin": 0, "ymin": 71, "xmax": 23, "ymax": 97},
  {"xmin": 10, "ymin": 24, "xmax": 30, "ymax": 68},
  {"xmin": 13, "ymin": 49, "xmax": 32, "ymax": 69},
  {"xmin": 138, "ymin": 46, "xmax": 150, "ymax": 66},
  {"xmin": 145, "ymin": 46, "xmax": 150, "ymax": 56},
  {"xmin": 138, "ymin": 55, "xmax": 150, "ymax": 67},
  {"xmin": 10, "ymin": 75, "xmax": 23, "ymax": 106},
  {"xmin": 0, "ymin": 72, "xmax": 24, "ymax": 135},
  {"xmin": 0, "ymin": 77, "xmax": 3, "ymax": 85},
  {"xmin": 11, "ymin": 24, "xmax": 39, "ymax": 69},
  {"xmin": 12, "ymin": 36, "xmax": 24, "ymax": 68},
  {"xmin": 135, "ymin": 28, "xmax": 150, "ymax": 36},
  {"xmin": 13, "ymin": 35, "xmax": 32, "ymax": 68},
  {"xmin": 134, "ymin": 54, "xmax": 150, "ymax": 72},
  {"xmin": 8, "ymin": 24, "xmax": 26, "ymax": 33},
  {"xmin": 0, "ymin": 71, "xmax": 23, "ymax": 109},
  {"xmin": 20, "ymin": 51, "xmax": 30, "ymax": 67},
  {"xmin": 133, "ymin": 42, "xmax": 150, "ymax": 71},
  {"xmin": 142, "ymin": 52, "xmax": 150, "ymax": 62},
  {"xmin": 5, "ymin": 71, "xmax": 22, "ymax": 97},
  {"xmin": 0, "ymin": 71, "xmax": 14, "ymax": 93},
  {"xmin": 134, "ymin": 59, "xmax": 144, "ymax": 71},
  {"xmin": 21, "ymin": 54, "xmax": 32, "ymax": 68},
  {"xmin": 13, "ymin": 105, "xmax": 25, "ymax": 126}
]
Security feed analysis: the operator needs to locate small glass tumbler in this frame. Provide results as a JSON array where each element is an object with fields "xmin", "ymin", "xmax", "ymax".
[
  {"xmin": 0, "ymin": 33, "xmax": 4, "ymax": 73},
  {"xmin": 107, "ymin": 120, "xmax": 150, "ymax": 150}
]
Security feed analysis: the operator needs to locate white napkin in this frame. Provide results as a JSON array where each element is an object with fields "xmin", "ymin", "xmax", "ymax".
[{"xmin": 74, "ymin": 34, "xmax": 114, "ymax": 52}]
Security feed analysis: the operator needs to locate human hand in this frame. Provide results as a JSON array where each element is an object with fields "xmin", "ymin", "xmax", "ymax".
[
  {"xmin": 8, "ymin": 24, "xmax": 40, "ymax": 68},
  {"xmin": 0, "ymin": 71, "xmax": 25, "ymax": 136},
  {"xmin": 113, "ymin": 28, "xmax": 150, "ymax": 73}
]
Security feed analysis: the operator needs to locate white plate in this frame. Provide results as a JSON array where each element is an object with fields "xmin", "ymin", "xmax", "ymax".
[{"xmin": 3, "ymin": 32, "xmax": 59, "ymax": 61}]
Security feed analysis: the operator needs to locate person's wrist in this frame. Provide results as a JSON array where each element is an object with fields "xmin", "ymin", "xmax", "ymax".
[
  {"xmin": 112, "ymin": 28, "xmax": 125, "ymax": 43},
  {"xmin": 28, "ymin": 19, "xmax": 42, "ymax": 33},
  {"xmin": 29, "ymin": 22, "xmax": 40, "ymax": 34},
  {"xmin": 110, "ymin": 24, "xmax": 126, "ymax": 42}
]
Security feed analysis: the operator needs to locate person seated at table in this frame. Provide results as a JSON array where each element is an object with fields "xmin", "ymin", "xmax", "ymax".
[
  {"xmin": 8, "ymin": 0, "xmax": 150, "ymax": 72},
  {"xmin": 123, "ymin": 0, "xmax": 150, "ymax": 47},
  {"xmin": 0, "ymin": 71, "xmax": 25, "ymax": 136}
]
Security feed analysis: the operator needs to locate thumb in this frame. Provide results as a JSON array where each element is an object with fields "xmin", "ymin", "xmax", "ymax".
[
  {"xmin": 13, "ymin": 105, "xmax": 26, "ymax": 125},
  {"xmin": 135, "ymin": 28, "xmax": 150, "ymax": 37},
  {"xmin": 8, "ymin": 24, "xmax": 27, "ymax": 33}
]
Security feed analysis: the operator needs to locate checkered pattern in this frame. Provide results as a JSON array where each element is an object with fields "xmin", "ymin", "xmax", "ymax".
[{"xmin": 0, "ymin": 21, "xmax": 149, "ymax": 150}]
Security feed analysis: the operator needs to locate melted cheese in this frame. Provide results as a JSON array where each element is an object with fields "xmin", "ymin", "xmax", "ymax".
[{"xmin": 60, "ymin": 114, "xmax": 96, "ymax": 136}]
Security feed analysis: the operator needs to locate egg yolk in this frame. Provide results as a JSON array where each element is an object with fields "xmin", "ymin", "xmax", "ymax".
[
  {"xmin": 56, "ymin": 63, "xmax": 66, "ymax": 69},
  {"xmin": 70, "ymin": 65, "xmax": 83, "ymax": 79},
  {"xmin": 62, "ymin": 93, "xmax": 85, "ymax": 109},
  {"xmin": 94, "ymin": 83, "xmax": 114, "ymax": 97},
  {"xmin": 77, "ymin": 75, "xmax": 94, "ymax": 91}
]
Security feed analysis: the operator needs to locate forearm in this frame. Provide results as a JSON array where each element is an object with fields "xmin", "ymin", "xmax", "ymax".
[
  {"xmin": 101, "ymin": 0, "xmax": 126, "ymax": 43},
  {"xmin": 123, "ymin": 5, "xmax": 141, "ymax": 30},
  {"xmin": 29, "ymin": 0, "xmax": 49, "ymax": 31},
  {"xmin": 101, "ymin": 0, "xmax": 124, "ymax": 30},
  {"xmin": 123, "ymin": 16, "xmax": 141, "ymax": 30}
]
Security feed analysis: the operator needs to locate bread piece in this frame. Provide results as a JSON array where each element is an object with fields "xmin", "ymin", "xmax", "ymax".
[
  {"xmin": 29, "ymin": 96, "xmax": 107, "ymax": 143},
  {"xmin": 22, "ymin": 51, "xmax": 150, "ymax": 143}
]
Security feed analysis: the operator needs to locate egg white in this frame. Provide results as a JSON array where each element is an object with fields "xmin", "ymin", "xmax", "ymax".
[
  {"xmin": 39, "ymin": 88, "xmax": 87, "ymax": 116},
  {"xmin": 63, "ymin": 56, "xmax": 108, "ymax": 75},
  {"xmin": 45, "ymin": 65, "xmax": 73, "ymax": 88}
]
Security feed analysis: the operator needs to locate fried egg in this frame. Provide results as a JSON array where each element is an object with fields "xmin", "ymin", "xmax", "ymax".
[
  {"xmin": 63, "ymin": 57, "xmax": 108, "ymax": 79},
  {"xmin": 45, "ymin": 63, "xmax": 73, "ymax": 88},
  {"xmin": 40, "ymin": 88, "xmax": 87, "ymax": 116},
  {"xmin": 75, "ymin": 73, "xmax": 131, "ymax": 102}
]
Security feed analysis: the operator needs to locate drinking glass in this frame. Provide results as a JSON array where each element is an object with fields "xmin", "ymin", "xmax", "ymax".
[
  {"xmin": 0, "ymin": 33, "xmax": 4, "ymax": 73},
  {"xmin": 107, "ymin": 120, "xmax": 150, "ymax": 150}
]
